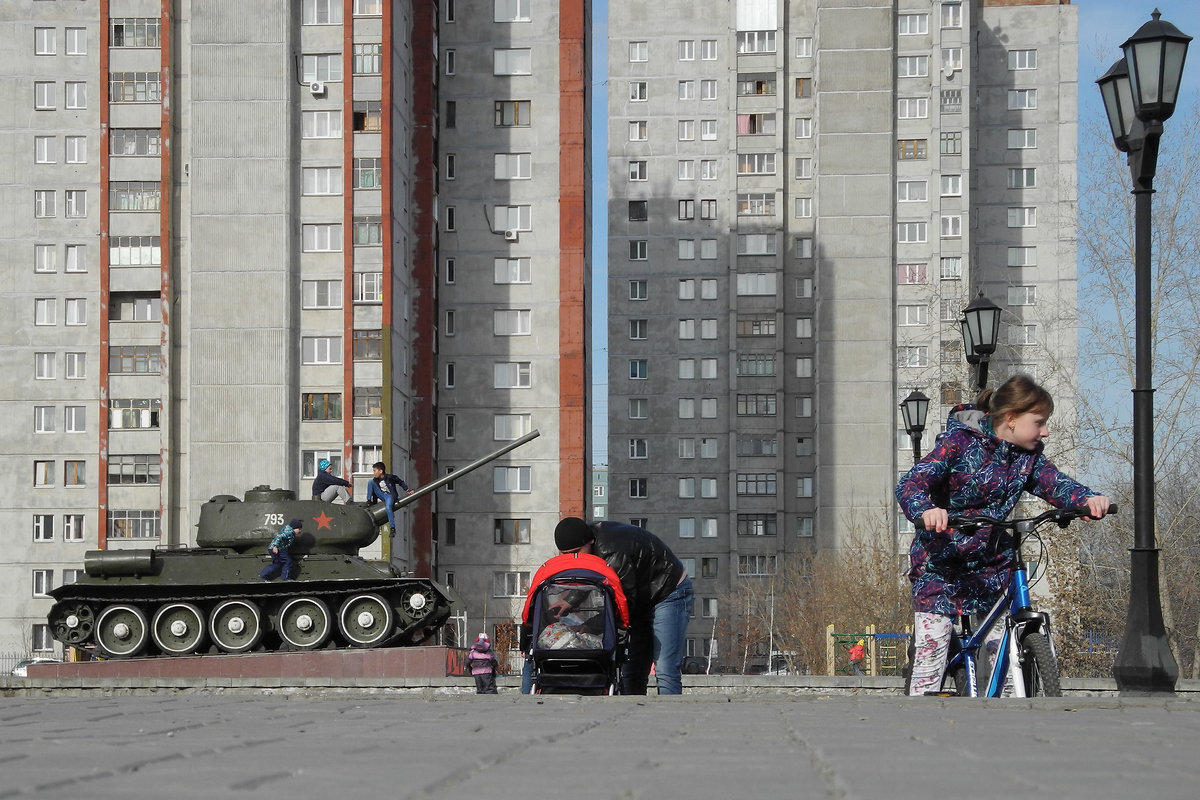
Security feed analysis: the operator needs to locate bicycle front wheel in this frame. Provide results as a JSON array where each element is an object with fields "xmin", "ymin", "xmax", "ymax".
[{"xmin": 1019, "ymin": 632, "xmax": 1062, "ymax": 697}]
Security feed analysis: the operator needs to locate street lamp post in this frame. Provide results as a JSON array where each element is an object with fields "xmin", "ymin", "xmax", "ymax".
[
  {"xmin": 1096, "ymin": 10, "xmax": 1191, "ymax": 695},
  {"xmin": 960, "ymin": 293, "xmax": 1001, "ymax": 391},
  {"xmin": 899, "ymin": 390, "xmax": 930, "ymax": 464}
]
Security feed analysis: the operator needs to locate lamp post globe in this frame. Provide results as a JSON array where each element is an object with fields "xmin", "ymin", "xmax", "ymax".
[
  {"xmin": 899, "ymin": 390, "xmax": 930, "ymax": 464},
  {"xmin": 1121, "ymin": 9, "xmax": 1192, "ymax": 124},
  {"xmin": 961, "ymin": 293, "xmax": 1001, "ymax": 390}
]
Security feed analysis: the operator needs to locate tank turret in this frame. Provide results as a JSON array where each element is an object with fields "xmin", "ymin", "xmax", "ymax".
[{"xmin": 47, "ymin": 431, "xmax": 539, "ymax": 658}]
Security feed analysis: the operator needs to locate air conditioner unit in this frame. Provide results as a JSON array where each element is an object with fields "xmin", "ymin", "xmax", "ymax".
[
  {"xmin": 309, "ymin": 81, "xmax": 326, "ymax": 96},
  {"xmin": 503, "ymin": 229, "xmax": 519, "ymax": 242}
]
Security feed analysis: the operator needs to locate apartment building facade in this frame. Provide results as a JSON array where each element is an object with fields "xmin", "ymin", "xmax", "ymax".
[
  {"xmin": 1, "ymin": 0, "xmax": 589, "ymax": 655},
  {"xmin": 606, "ymin": 0, "xmax": 1079, "ymax": 666}
]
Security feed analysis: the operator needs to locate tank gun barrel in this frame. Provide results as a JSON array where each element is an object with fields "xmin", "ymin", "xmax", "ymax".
[{"xmin": 366, "ymin": 429, "xmax": 541, "ymax": 524}]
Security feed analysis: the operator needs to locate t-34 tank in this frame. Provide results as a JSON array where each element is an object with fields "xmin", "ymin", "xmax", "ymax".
[{"xmin": 47, "ymin": 431, "xmax": 539, "ymax": 658}]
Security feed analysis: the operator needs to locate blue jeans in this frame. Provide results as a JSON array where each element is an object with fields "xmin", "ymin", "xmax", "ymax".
[
  {"xmin": 651, "ymin": 576, "xmax": 693, "ymax": 694},
  {"xmin": 366, "ymin": 482, "xmax": 396, "ymax": 529}
]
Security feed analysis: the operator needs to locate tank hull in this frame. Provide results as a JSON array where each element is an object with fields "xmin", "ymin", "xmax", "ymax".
[{"xmin": 48, "ymin": 550, "xmax": 459, "ymax": 657}]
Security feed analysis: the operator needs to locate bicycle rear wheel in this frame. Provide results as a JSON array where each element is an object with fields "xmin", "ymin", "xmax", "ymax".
[{"xmin": 1019, "ymin": 632, "xmax": 1061, "ymax": 697}]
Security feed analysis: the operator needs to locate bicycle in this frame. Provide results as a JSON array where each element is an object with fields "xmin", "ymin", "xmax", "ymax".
[{"xmin": 904, "ymin": 504, "xmax": 1116, "ymax": 698}]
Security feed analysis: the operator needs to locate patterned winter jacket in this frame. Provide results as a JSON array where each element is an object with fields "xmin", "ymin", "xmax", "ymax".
[
  {"xmin": 895, "ymin": 404, "xmax": 1098, "ymax": 615},
  {"xmin": 268, "ymin": 526, "xmax": 297, "ymax": 553}
]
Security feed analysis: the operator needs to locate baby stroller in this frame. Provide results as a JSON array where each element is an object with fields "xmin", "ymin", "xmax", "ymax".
[{"xmin": 521, "ymin": 553, "xmax": 630, "ymax": 695}]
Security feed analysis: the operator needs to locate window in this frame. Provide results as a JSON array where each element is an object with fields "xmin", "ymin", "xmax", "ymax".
[
  {"xmin": 678, "ymin": 80, "xmax": 695, "ymax": 100},
  {"xmin": 737, "ymin": 273, "xmax": 777, "ymax": 295},
  {"xmin": 629, "ymin": 81, "xmax": 647, "ymax": 101},
  {"xmin": 111, "ymin": 18, "xmax": 162, "ymax": 47},
  {"xmin": 629, "ymin": 240, "xmax": 648, "ymax": 260},
  {"xmin": 898, "ymin": 56, "xmax": 929, "ymax": 78},
  {"xmin": 304, "ymin": 0, "xmax": 344, "ymax": 23},
  {"xmin": 35, "ymin": 136, "xmax": 55, "ymax": 164},
  {"xmin": 629, "ymin": 280, "xmax": 648, "ymax": 300},
  {"xmin": 941, "ymin": 175, "xmax": 962, "ymax": 196},
  {"xmin": 677, "ymin": 240, "xmax": 695, "ymax": 260},
  {"xmin": 443, "ymin": 49, "xmax": 456, "ymax": 76},
  {"xmin": 736, "ymin": 30, "xmax": 776, "ymax": 54},
  {"xmin": 897, "ymin": 181, "xmax": 927, "ymax": 202},
  {"xmin": 628, "ymin": 438, "xmax": 648, "ymax": 459},
  {"xmin": 940, "ymin": 131, "xmax": 962, "ymax": 155},
  {"xmin": 301, "ymin": 280, "xmax": 343, "ymax": 310},
  {"xmin": 941, "ymin": 215, "xmax": 962, "ymax": 238},
  {"xmin": 737, "ymin": 473, "xmax": 777, "ymax": 496},
  {"xmin": 678, "ymin": 39, "xmax": 695, "ymax": 60},
  {"xmin": 64, "ymin": 406, "xmax": 86, "ymax": 433},
  {"xmin": 494, "ymin": 205, "xmax": 532, "ymax": 231},
  {"xmin": 1010, "ymin": 324, "xmax": 1038, "ymax": 346},
  {"xmin": 35, "ymin": 27, "xmax": 56, "ymax": 55},
  {"xmin": 494, "ymin": 466, "xmax": 531, "ymax": 493},
  {"xmin": 1008, "ymin": 168, "xmax": 1037, "ymax": 189},
  {"xmin": 898, "ymin": 97, "xmax": 928, "ymax": 119},
  {"xmin": 303, "ymin": 167, "xmax": 342, "ymax": 195},
  {"xmin": 303, "ymin": 224, "xmax": 342, "ymax": 252},
  {"xmin": 628, "ymin": 41, "xmax": 648, "ymax": 62},
  {"xmin": 737, "ymin": 234, "xmax": 776, "ymax": 255},
  {"xmin": 700, "ymin": 160, "xmax": 717, "ymax": 180},
  {"xmin": 629, "ymin": 479, "xmax": 648, "ymax": 499},
  {"xmin": 110, "ymin": 181, "xmax": 159, "ymax": 211},
  {"xmin": 795, "ymin": 77, "xmax": 812, "ymax": 99},
  {"xmin": 34, "ymin": 515, "xmax": 54, "ymax": 542},
  {"xmin": 941, "ymin": 2, "xmax": 963, "ymax": 28},
  {"xmin": 34, "ymin": 190, "xmax": 55, "ymax": 218},
  {"xmin": 65, "ymin": 298, "xmax": 86, "ymax": 325},
  {"xmin": 493, "ymin": 518, "xmax": 532, "ymax": 546},
  {"xmin": 35, "ymin": 405, "xmax": 56, "ymax": 434},
  {"xmin": 794, "ymin": 157, "xmax": 812, "ymax": 179},
  {"xmin": 353, "ymin": 329, "xmax": 382, "ymax": 361},
  {"xmin": 678, "ymin": 478, "xmax": 696, "ymax": 499},
  {"xmin": 108, "ymin": 454, "xmax": 160, "ymax": 485},
  {"xmin": 352, "ymin": 445, "xmax": 382, "ymax": 475},
  {"xmin": 35, "ymin": 352, "xmax": 55, "ymax": 380},
  {"xmin": 701, "ymin": 39, "xmax": 717, "ymax": 59},
  {"xmin": 109, "ymin": 399, "xmax": 161, "ymax": 429},
  {"xmin": 494, "ymin": 362, "xmax": 532, "ymax": 388},
  {"xmin": 897, "ymin": 139, "xmax": 927, "ymax": 160},
  {"xmin": 354, "ymin": 387, "xmax": 382, "ymax": 418},
  {"xmin": 302, "ymin": 54, "xmax": 343, "ymax": 83},
  {"xmin": 897, "ymin": 222, "xmax": 927, "ymax": 243},
  {"xmin": 109, "ymin": 510, "xmax": 161, "ymax": 540},
  {"xmin": 35, "ymin": 460, "xmax": 55, "ymax": 487},
  {"xmin": 495, "ymin": 257, "xmax": 531, "ymax": 284},
  {"xmin": 942, "ymin": 48, "xmax": 963, "ymax": 71},
  {"xmin": 794, "ymin": 118, "xmax": 812, "ymax": 138},
  {"xmin": 35, "ymin": 298, "xmax": 56, "ymax": 326},
  {"xmin": 34, "ymin": 244, "xmax": 57, "ymax": 273},
  {"xmin": 1008, "ymin": 207, "xmax": 1037, "ymax": 228},
  {"xmin": 940, "ymin": 257, "xmax": 962, "ymax": 280},
  {"xmin": 1009, "ymin": 49, "xmax": 1037, "ymax": 70},
  {"xmin": 737, "ymin": 394, "xmax": 777, "ymax": 416},
  {"xmin": 678, "ymin": 200, "xmax": 694, "ymax": 220},
  {"xmin": 898, "ymin": 14, "xmax": 928, "ymax": 34},
  {"xmin": 737, "ymin": 153, "xmax": 776, "ymax": 175},
  {"xmin": 739, "ymin": 193, "xmax": 776, "ymax": 216},
  {"xmin": 898, "ymin": 346, "xmax": 929, "ymax": 368},
  {"xmin": 701, "ymin": 79, "xmax": 717, "ymax": 100},
  {"xmin": 35, "ymin": 81, "xmax": 55, "ymax": 110},
  {"xmin": 354, "ymin": 272, "xmax": 383, "ymax": 303},
  {"xmin": 109, "ymin": 72, "xmax": 161, "ymax": 102},
  {"xmin": 301, "ymin": 392, "xmax": 342, "ymax": 421},
  {"xmin": 629, "ymin": 319, "xmax": 647, "ymax": 340},
  {"xmin": 110, "ymin": 292, "xmax": 161, "ymax": 321},
  {"xmin": 301, "ymin": 451, "xmax": 342, "ymax": 480},
  {"xmin": 444, "ymin": 100, "xmax": 456, "ymax": 129},
  {"xmin": 495, "ymin": 413, "xmax": 533, "ymax": 441},
  {"xmin": 678, "ymin": 120, "xmax": 695, "ymax": 141},
  {"xmin": 494, "ymin": 571, "xmax": 531, "ymax": 599},
  {"xmin": 737, "ymin": 354, "xmax": 776, "ymax": 376},
  {"xmin": 353, "ymin": 216, "xmax": 382, "ymax": 245},
  {"xmin": 495, "ymin": 153, "xmax": 532, "ymax": 180},
  {"xmin": 898, "ymin": 263, "xmax": 926, "ymax": 285},
  {"xmin": 1008, "ymin": 246, "xmax": 1037, "ymax": 267},
  {"xmin": 629, "ymin": 160, "xmax": 647, "ymax": 181},
  {"xmin": 64, "ymin": 136, "xmax": 87, "ymax": 164},
  {"xmin": 494, "ymin": 309, "xmax": 532, "ymax": 336},
  {"xmin": 303, "ymin": 110, "xmax": 342, "ymax": 138},
  {"xmin": 353, "ymin": 43, "xmax": 382, "ymax": 74},
  {"xmin": 942, "ymin": 89, "xmax": 963, "ymax": 113},
  {"xmin": 701, "ymin": 120, "xmax": 717, "ymax": 140},
  {"xmin": 898, "ymin": 305, "xmax": 927, "ymax": 326},
  {"xmin": 33, "ymin": 569, "xmax": 53, "ymax": 598},
  {"xmin": 1008, "ymin": 285, "xmax": 1037, "ymax": 306},
  {"xmin": 495, "ymin": 100, "xmax": 531, "ymax": 126},
  {"xmin": 353, "ymin": 101, "xmax": 382, "ymax": 131},
  {"xmin": 494, "ymin": 48, "xmax": 532, "ymax": 75},
  {"xmin": 628, "ymin": 398, "xmax": 648, "ymax": 419},
  {"xmin": 302, "ymin": 336, "xmax": 342, "ymax": 365},
  {"xmin": 1008, "ymin": 89, "xmax": 1037, "ymax": 110},
  {"xmin": 796, "ymin": 318, "xmax": 812, "ymax": 339},
  {"xmin": 628, "ymin": 120, "xmax": 648, "ymax": 141}
]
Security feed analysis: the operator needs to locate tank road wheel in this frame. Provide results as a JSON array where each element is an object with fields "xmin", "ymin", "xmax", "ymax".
[
  {"xmin": 96, "ymin": 604, "xmax": 150, "ymax": 658},
  {"xmin": 338, "ymin": 594, "xmax": 395, "ymax": 647},
  {"xmin": 397, "ymin": 586, "xmax": 433, "ymax": 623},
  {"xmin": 150, "ymin": 602, "xmax": 207, "ymax": 655},
  {"xmin": 48, "ymin": 601, "xmax": 95, "ymax": 646},
  {"xmin": 209, "ymin": 600, "xmax": 264, "ymax": 654},
  {"xmin": 277, "ymin": 597, "xmax": 332, "ymax": 650}
]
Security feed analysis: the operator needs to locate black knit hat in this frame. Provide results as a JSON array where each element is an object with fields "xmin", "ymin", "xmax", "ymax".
[
  {"xmin": 289, "ymin": 518, "xmax": 304, "ymax": 529},
  {"xmin": 554, "ymin": 517, "xmax": 594, "ymax": 552}
]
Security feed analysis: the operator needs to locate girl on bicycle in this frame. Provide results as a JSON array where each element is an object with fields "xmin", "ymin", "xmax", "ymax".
[{"xmin": 896, "ymin": 374, "xmax": 1110, "ymax": 696}]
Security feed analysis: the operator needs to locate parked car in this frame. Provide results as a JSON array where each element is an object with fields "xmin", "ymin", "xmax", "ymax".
[
  {"xmin": 10, "ymin": 658, "xmax": 58, "ymax": 677},
  {"xmin": 682, "ymin": 656, "xmax": 711, "ymax": 674}
]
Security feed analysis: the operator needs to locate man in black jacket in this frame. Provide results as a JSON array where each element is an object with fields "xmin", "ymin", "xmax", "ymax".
[{"xmin": 554, "ymin": 517, "xmax": 694, "ymax": 694}]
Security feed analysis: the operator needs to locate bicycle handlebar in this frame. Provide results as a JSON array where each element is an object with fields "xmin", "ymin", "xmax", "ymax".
[{"xmin": 947, "ymin": 503, "xmax": 1118, "ymax": 530}]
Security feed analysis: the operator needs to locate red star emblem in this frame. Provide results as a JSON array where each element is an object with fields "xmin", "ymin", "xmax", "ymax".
[{"xmin": 313, "ymin": 511, "xmax": 333, "ymax": 530}]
